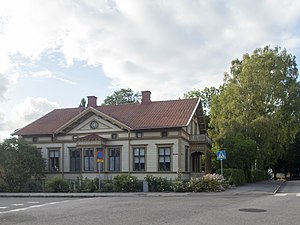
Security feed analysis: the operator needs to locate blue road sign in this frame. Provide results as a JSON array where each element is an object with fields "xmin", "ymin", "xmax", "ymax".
[{"xmin": 217, "ymin": 150, "xmax": 226, "ymax": 160}]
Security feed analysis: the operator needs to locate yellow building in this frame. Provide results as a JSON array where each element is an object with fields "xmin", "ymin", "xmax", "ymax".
[{"xmin": 14, "ymin": 91, "xmax": 211, "ymax": 180}]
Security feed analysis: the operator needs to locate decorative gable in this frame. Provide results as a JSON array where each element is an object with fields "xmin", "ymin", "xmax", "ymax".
[{"xmin": 69, "ymin": 115, "xmax": 124, "ymax": 134}]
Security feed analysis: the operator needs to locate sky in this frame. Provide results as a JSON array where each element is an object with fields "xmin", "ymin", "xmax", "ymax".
[{"xmin": 1, "ymin": 0, "xmax": 300, "ymax": 140}]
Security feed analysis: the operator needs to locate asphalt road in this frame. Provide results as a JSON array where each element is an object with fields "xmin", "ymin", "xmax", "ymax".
[{"xmin": 0, "ymin": 181, "xmax": 299, "ymax": 225}]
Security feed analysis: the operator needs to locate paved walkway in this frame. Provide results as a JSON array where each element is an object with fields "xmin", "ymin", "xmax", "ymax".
[{"xmin": 0, "ymin": 180, "xmax": 284, "ymax": 198}]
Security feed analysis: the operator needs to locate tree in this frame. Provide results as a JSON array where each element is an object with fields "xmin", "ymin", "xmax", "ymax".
[
  {"xmin": 0, "ymin": 138, "xmax": 46, "ymax": 192},
  {"xmin": 79, "ymin": 98, "xmax": 86, "ymax": 107},
  {"xmin": 184, "ymin": 86, "xmax": 221, "ymax": 115},
  {"xmin": 209, "ymin": 46, "xmax": 300, "ymax": 170},
  {"xmin": 102, "ymin": 88, "xmax": 140, "ymax": 105}
]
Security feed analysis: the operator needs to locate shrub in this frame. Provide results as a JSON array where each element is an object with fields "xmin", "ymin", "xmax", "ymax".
[
  {"xmin": 74, "ymin": 176, "xmax": 97, "ymax": 193},
  {"xmin": 171, "ymin": 169, "xmax": 188, "ymax": 192},
  {"xmin": 22, "ymin": 179, "xmax": 43, "ymax": 192},
  {"xmin": 101, "ymin": 180, "xmax": 114, "ymax": 192},
  {"xmin": 0, "ymin": 178, "xmax": 9, "ymax": 192},
  {"xmin": 144, "ymin": 175, "xmax": 172, "ymax": 192},
  {"xmin": 250, "ymin": 169, "xmax": 267, "ymax": 182},
  {"xmin": 187, "ymin": 173, "xmax": 226, "ymax": 192},
  {"xmin": 220, "ymin": 169, "xmax": 246, "ymax": 186},
  {"xmin": 112, "ymin": 174, "xmax": 139, "ymax": 192},
  {"xmin": 45, "ymin": 176, "xmax": 70, "ymax": 193}
]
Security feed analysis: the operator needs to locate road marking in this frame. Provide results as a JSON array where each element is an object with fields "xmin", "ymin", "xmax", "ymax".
[
  {"xmin": 0, "ymin": 207, "xmax": 8, "ymax": 209},
  {"xmin": 11, "ymin": 204, "xmax": 24, "ymax": 206},
  {"xmin": 275, "ymin": 193, "xmax": 287, "ymax": 196},
  {"xmin": 297, "ymin": 193, "xmax": 300, "ymax": 197},
  {"xmin": 0, "ymin": 200, "xmax": 71, "ymax": 214}
]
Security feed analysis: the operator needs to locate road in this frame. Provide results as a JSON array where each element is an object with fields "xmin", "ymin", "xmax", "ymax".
[{"xmin": 0, "ymin": 181, "xmax": 299, "ymax": 225}]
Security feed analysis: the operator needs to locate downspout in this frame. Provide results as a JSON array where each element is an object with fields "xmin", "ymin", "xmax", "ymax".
[{"xmin": 128, "ymin": 129, "xmax": 131, "ymax": 174}]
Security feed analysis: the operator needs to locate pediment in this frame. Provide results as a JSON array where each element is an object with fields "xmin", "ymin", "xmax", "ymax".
[
  {"xmin": 56, "ymin": 107, "xmax": 129, "ymax": 134},
  {"xmin": 69, "ymin": 115, "xmax": 123, "ymax": 134}
]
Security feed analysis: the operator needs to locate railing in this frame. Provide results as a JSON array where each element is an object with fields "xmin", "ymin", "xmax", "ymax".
[{"xmin": 189, "ymin": 134, "xmax": 212, "ymax": 145}]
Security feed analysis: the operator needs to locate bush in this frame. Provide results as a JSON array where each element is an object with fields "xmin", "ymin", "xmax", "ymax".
[
  {"xmin": 187, "ymin": 173, "xmax": 226, "ymax": 192},
  {"xmin": 45, "ymin": 176, "xmax": 70, "ymax": 193},
  {"xmin": 144, "ymin": 175, "xmax": 172, "ymax": 192},
  {"xmin": 250, "ymin": 169, "xmax": 267, "ymax": 182},
  {"xmin": 112, "ymin": 174, "xmax": 139, "ymax": 192},
  {"xmin": 74, "ymin": 176, "xmax": 97, "ymax": 193},
  {"xmin": 0, "ymin": 178, "xmax": 9, "ymax": 192},
  {"xmin": 220, "ymin": 169, "xmax": 246, "ymax": 186},
  {"xmin": 101, "ymin": 180, "xmax": 115, "ymax": 192},
  {"xmin": 171, "ymin": 180, "xmax": 188, "ymax": 192},
  {"xmin": 22, "ymin": 179, "xmax": 43, "ymax": 192}
]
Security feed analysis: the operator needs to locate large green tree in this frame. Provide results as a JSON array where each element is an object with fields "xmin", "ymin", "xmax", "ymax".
[
  {"xmin": 184, "ymin": 86, "xmax": 221, "ymax": 116},
  {"xmin": 102, "ymin": 88, "xmax": 140, "ymax": 105},
  {"xmin": 209, "ymin": 46, "xmax": 300, "ymax": 170},
  {"xmin": 0, "ymin": 138, "xmax": 46, "ymax": 192}
]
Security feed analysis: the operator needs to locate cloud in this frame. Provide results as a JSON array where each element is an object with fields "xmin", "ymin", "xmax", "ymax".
[
  {"xmin": 3, "ymin": 97, "xmax": 59, "ymax": 132},
  {"xmin": 29, "ymin": 70, "xmax": 76, "ymax": 85},
  {"xmin": 1, "ymin": 0, "xmax": 300, "ymax": 101}
]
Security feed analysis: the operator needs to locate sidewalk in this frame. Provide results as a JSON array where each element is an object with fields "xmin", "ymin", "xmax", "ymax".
[{"xmin": 0, "ymin": 180, "xmax": 285, "ymax": 198}]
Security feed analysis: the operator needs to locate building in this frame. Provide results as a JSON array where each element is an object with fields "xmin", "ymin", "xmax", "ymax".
[{"xmin": 13, "ymin": 91, "xmax": 212, "ymax": 180}]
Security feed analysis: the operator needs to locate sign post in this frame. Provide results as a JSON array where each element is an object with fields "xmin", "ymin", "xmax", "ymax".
[
  {"xmin": 216, "ymin": 150, "xmax": 226, "ymax": 177},
  {"xmin": 97, "ymin": 148, "xmax": 104, "ymax": 191}
]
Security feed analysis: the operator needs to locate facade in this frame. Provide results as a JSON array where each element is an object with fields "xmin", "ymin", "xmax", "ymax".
[{"xmin": 14, "ymin": 91, "xmax": 212, "ymax": 180}]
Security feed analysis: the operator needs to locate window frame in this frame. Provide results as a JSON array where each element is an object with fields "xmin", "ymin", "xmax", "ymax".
[
  {"xmin": 84, "ymin": 148, "xmax": 94, "ymax": 171},
  {"xmin": 49, "ymin": 149, "xmax": 60, "ymax": 172},
  {"xmin": 109, "ymin": 147, "xmax": 121, "ymax": 171},
  {"xmin": 133, "ymin": 147, "xmax": 146, "ymax": 171},
  {"xmin": 158, "ymin": 146, "xmax": 172, "ymax": 171},
  {"xmin": 70, "ymin": 148, "xmax": 82, "ymax": 172}
]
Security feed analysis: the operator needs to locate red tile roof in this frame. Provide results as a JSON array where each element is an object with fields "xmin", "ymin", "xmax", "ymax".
[{"xmin": 14, "ymin": 98, "xmax": 200, "ymax": 136}]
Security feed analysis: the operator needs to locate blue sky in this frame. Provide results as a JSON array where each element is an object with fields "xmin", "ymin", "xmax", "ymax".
[{"xmin": 1, "ymin": 0, "xmax": 300, "ymax": 140}]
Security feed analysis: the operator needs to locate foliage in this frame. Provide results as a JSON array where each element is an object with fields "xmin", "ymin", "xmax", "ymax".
[
  {"xmin": 0, "ymin": 178, "xmax": 9, "ymax": 192},
  {"xmin": 187, "ymin": 174, "xmax": 227, "ymax": 192},
  {"xmin": 250, "ymin": 169, "xmax": 267, "ymax": 182},
  {"xmin": 144, "ymin": 175, "xmax": 172, "ymax": 192},
  {"xmin": 45, "ymin": 176, "xmax": 70, "ymax": 193},
  {"xmin": 276, "ymin": 132, "xmax": 300, "ymax": 177},
  {"xmin": 184, "ymin": 86, "xmax": 221, "ymax": 116},
  {"xmin": 220, "ymin": 169, "xmax": 246, "ymax": 186},
  {"xmin": 102, "ymin": 88, "xmax": 140, "ymax": 105},
  {"xmin": 171, "ymin": 169, "xmax": 188, "ymax": 192},
  {"xmin": 0, "ymin": 138, "xmax": 46, "ymax": 192},
  {"xmin": 112, "ymin": 174, "xmax": 139, "ymax": 192},
  {"xmin": 73, "ymin": 176, "xmax": 97, "ymax": 193},
  {"xmin": 209, "ymin": 46, "xmax": 300, "ymax": 170},
  {"xmin": 79, "ymin": 98, "xmax": 86, "ymax": 107},
  {"xmin": 23, "ymin": 180, "xmax": 43, "ymax": 192},
  {"xmin": 217, "ymin": 135, "xmax": 257, "ymax": 171},
  {"xmin": 100, "ymin": 180, "xmax": 115, "ymax": 192}
]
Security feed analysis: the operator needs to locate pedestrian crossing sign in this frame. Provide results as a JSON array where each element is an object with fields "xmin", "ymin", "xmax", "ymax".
[{"xmin": 217, "ymin": 150, "xmax": 226, "ymax": 160}]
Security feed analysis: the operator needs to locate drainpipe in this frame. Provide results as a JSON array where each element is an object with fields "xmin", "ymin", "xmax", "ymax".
[{"xmin": 128, "ymin": 129, "xmax": 131, "ymax": 174}]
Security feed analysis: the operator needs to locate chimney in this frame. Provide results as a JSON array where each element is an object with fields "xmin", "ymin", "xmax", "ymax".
[
  {"xmin": 87, "ymin": 96, "xmax": 97, "ymax": 107},
  {"xmin": 141, "ymin": 91, "xmax": 151, "ymax": 104}
]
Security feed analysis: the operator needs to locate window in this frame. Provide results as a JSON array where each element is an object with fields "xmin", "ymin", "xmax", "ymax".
[
  {"xmin": 84, "ymin": 148, "xmax": 94, "ymax": 171},
  {"xmin": 111, "ymin": 133, "xmax": 118, "ymax": 140},
  {"xmin": 133, "ymin": 148, "xmax": 145, "ymax": 171},
  {"xmin": 49, "ymin": 149, "xmax": 59, "ymax": 172},
  {"xmin": 158, "ymin": 147, "xmax": 171, "ymax": 171},
  {"xmin": 136, "ymin": 132, "xmax": 143, "ymax": 138},
  {"xmin": 32, "ymin": 137, "xmax": 38, "ymax": 142},
  {"xmin": 70, "ymin": 148, "xmax": 81, "ymax": 172},
  {"xmin": 109, "ymin": 148, "xmax": 120, "ymax": 171},
  {"xmin": 161, "ymin": 131, "xmax": 168, "ymax": 137},
  {"xmin": 185, "ymin": 147, "xmax": 189, "ymax": 172}
]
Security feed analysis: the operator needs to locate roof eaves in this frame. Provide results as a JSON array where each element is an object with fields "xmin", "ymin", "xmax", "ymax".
[{"xmin": 186, "ymin": 98, "xmax": 201, "ymax": 126}]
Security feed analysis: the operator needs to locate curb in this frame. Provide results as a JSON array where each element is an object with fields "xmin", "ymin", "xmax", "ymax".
[{"xmin": 273, "ymin": 180, "xmax": 286, "ymax": 194}]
